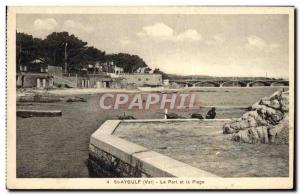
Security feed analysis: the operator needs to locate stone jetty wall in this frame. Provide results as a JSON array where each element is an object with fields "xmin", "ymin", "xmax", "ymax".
[
  {"xmin": 88, "ymin": 144, "xmax": 149, "ymax": 178},
  {"xmin": 223, "ymin": 89, "xmax": 289, "ymax": 144}
]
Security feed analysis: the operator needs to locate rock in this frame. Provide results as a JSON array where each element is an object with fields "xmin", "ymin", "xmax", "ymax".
[
  {"xmin": 118, "ymin": 114, "xmax": 136, "ymax": 120},
  {"xmin": 223, "ymin": 89, "xmax": 289, "ymax": 144},
  {"xmin": 280, "ymin": 92, "xmax": 289, "ymax": 112},
  {"xmin": 66, "ymin": 97, "xmax": 87, "ymax": 102},
  {"xmin": 248, "ymin": 117, "xmax": 257, "ymax": 127},
  {"xmin": 242, "ymin": 111, "xmax": 258, "ymax": 120},
  {"xmin": 265, "ymin": 108, "xmax": 284, "ymax": 125},
  {"xmin": 261, "ymin": 98, "xmax": 281, "ymax": 110},
  {"xmin": 223, "ymin": 124, "xmax": 236, "ymax": 134},
  {"xmin": 269, "ymin": 90, "xmax": 282, "ymax": 101},
  {"xmin": 232, "ymin": 126, "xmax": 269, "ymax": 144},
  {"xmin": 269, "ymin": 116, "xmax": 289, "ymax": 144},
  {"xmin": 232, "ymin": 129, "xmax": 250, "ymax": 143},
  {"xmin": 252, "ymin": 126, "xmax": 269, "ymax": 144},
  {"xmin": 256, "ymin": 105, "xmax": 268, "ymax": 118},
  {"xmin": 251, "ymin": 101, "xmax": 260, "ymax": 110},
  {"xmin": 166, "ymin": 113, "xmax": 185, "ymax": 119},
  {"xmin": 260, "ymin": 97, "xmax": 269, "ymax": 104},
  {"xmin": 229, "ymin": 119, "xmax": 248, "ymax": 130},
  {"xmin": 191, "ymin": 113, "xmax": 204, "ymax": 119},
  {"xmin": 254, "ymin": 114, "xmax": 269, "ymax": 126},
  {"xmin": 256, "ymin": 105, "xmax": 284, "ymax": 124}
]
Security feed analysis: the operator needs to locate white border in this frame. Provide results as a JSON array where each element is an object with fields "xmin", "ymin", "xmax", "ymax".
[{"xmin": 1, "ymin": 1, "xmax": 297, "ymax": 193}]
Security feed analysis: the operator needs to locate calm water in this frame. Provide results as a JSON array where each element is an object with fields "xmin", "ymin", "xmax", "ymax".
[{"xmin": 16, "ymin": 87, "xmax": 285, "ymax": 177}]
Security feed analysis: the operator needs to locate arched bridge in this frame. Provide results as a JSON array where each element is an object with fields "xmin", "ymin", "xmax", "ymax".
[{"xmin": 169, "ymin": 79, "xmax": 289, "ymax": 88}]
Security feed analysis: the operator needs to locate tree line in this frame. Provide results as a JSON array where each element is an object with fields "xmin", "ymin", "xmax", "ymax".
[{"xmin": 16, "ymin": 32, "xmax": 148, "ymax": 74}]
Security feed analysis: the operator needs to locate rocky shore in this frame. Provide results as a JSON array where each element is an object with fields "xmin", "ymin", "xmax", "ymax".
[{"xmin": 223, "ymin": 89, "xmax": 289, "ymax": 144}]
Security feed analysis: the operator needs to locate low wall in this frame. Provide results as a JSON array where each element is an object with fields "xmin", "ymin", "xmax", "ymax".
[
  {"xmin": 88, "ymin": 119, "xmax": 219, "ymax": 178},
  {"xmin": 17, "ymin": 109, "xmax": 62, "ymax": 117}
]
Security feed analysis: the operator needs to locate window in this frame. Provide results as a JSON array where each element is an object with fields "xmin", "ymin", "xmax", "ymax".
[
  {"xmin": 146, "ymin": 78, "xmax": 149, "ymax": 81},
  {"xmin": 138, "ymin": 78, "xmax": 141, "ymax": 81}
]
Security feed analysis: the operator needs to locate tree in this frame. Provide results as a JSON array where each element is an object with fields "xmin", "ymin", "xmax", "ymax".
[
  {"xmin": 81, "ymin": 46, "xmax": 106, "ymax": 65},
  {"xmin": 105, "ymin": 53, "xmax": 147, "ymax": 73},
  {"xmin": 153, "ymin": 68, "xmax": 169, "ymax": 79},
  {"xmin": 67, "ymin": 46, "xmax": 106, "ymax": 73},
  {"xmin": 16, "ymin": 31, "xmax": 150, "ymax": 74},
  {"xmin": 16, "ymin": 32, "xmax": 44, "ymax": 71},
  {"xmin": 43, "ymin": 32, "xmax": 88, "ymax": 72}
]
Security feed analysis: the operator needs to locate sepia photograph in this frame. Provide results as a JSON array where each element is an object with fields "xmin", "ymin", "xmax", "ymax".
[{"xmin": 6, "ymin": 6, "xmax": 294, "ymax": 189}]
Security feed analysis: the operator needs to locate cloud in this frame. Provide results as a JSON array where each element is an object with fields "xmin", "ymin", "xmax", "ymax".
[
  {"xmin": 20, "ymin": 18, "xmax": 95, "ymax": 38},
  {"xmin": 20, "ymin": 18, "xmax": 59, "ymax": 38},
  {"xmin": 62, "ymin": 19, "xmax": 94, "ymax": 33},
  {"xmin": 33, "ymin": 18, "xmax": 58, "ymax": 31},
  {"xmin": 177, "ymin": 29, "xmax": 202, "ymax": 41},
  {"xmin": 245, "ymin": 35, "xmax": 280, "ymax": 52},
  {"xmin": 137, "ymin": 22, "xmax": 202, "ymax": 42},
  {"xmin": 205, "ymin": 34, "xmax": 225, "ymax": 45},
  {"xmin": 139, "ymin": 23, "xmax": 174, "ymax": 39}
]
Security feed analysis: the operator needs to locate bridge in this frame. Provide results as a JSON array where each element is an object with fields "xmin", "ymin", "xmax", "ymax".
[{"xmin": 168, "ymin": 79, "xmax": 289, "ymax": 87}]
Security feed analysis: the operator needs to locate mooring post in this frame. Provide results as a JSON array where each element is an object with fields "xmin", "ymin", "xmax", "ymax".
[{"xmin": 164, "ymin": 108, "xmax": 168, "ymax": 119}]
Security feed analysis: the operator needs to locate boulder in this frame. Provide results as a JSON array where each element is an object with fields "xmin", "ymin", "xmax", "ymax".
[
  {"xmin": 261, "ymin": 98, "xmax": 281, "ymax": 110},
  {"xmin": 223, "ymin": 89, "xmax": 289, "ymax": 144},
  {"xmin": 269, "ymin": 116, "xmax": 289, "ymax": 144},
  {"xmin": 232, "ymin": 129, "xmax": 250, "ymax": 143},
  {"xmin": 241, "ymin": 111, "xmax": 258, "ymax": 120},
  {"xmin": 223, "ymin": 124, "xmax": 235, "ymax": 134},
  {"xmin": 256, "ymin": 105, "xmax": 284, "ymax": 125},
  {"xmin": 66, "ymin": 96, "xmax": 87, "ymax": 102},
  {"xmin": 266, "ymin": 108, "xmax": 284, "ymax": 125},
  {"xmin": 280, "ymin": 92, "xmax": 289, "ymax": 112},
  {"xmin": 232, "ymin": 126, "xmax": 268, "ymax": 144},
  {"xmin": 269, "ymin": 90, "xmax": 282, "ymax": 101},
  {"xmin": 251, "ymin": 100, "xmax": 260, "ymax": 110},
  {"xmin": 254, "ymin": 114, "xmax": 269, "ymax": 126}
]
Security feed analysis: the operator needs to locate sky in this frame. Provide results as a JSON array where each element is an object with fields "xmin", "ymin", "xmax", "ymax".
[{"xmin": 17, "ymin": 14, "xmax": 289, "ymax": 78}]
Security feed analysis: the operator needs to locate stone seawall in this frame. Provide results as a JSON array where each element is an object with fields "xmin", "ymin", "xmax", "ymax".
[
  {"xmin": 223, "ymin": 89, "xmax": 289, "ymax": 144},
  {"xmin": 88, "ymin": 144, "xmax": 149, "ymax": 177},
  {"xmin": 88, "ymin": 120, "xmax": 219, "ymax": 178}
]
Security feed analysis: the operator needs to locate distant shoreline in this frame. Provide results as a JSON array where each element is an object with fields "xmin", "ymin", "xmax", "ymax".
[{"xmin": 42, "ymin": 86, "xmax": 288, "ymax": 96}]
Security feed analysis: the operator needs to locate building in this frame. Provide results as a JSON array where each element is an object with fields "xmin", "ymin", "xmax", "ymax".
[
  {"xmin": 136, "ymin": 67, "xmax": 147, "ymax": 73},
  {"xmin": 114, "ymin": 66, "xmax": 124, "ymax": 74},
  {"xmin": 85, "ymin": 63, "xmax": 104, "ymax": 75},
  {"xmin": 136, "ymin": 67, "xmax": 152, "ymax": 74},
  {"xmin": 16, "ymin": 65, "xmax": 54, "ymax": 89},
  {"xmin": 16, "ymin": 59, "xmax": 163, "ymax": 89},
  {"xmin": 81, "ymin": 74, "xmax": 113, "ymax": 88},
  {"xmin": 163, "ymin": 79, "xmax": 170, "ymax": 86},
  {"xmin": 77, "ymin": 73, "xmax": 162, "ymax": 89}
]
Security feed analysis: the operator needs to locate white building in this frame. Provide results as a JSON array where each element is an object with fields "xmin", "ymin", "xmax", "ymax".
[{"xmin": 114, "ymin": 66, "xmax": 124, "ymax": 74}]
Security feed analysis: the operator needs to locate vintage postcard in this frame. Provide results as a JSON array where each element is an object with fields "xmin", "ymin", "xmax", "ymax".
[{"xmin": 6, "ymin": 6, "xmax": 294, "ymax": 190}]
